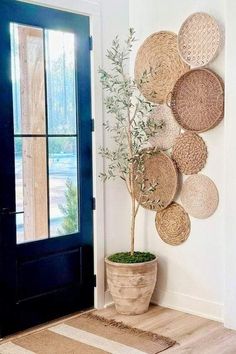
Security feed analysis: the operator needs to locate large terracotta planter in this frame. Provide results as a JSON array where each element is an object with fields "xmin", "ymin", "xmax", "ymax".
[{"xmin": 105, "ymin": 256, "xmax": 158, "ymax": 315}]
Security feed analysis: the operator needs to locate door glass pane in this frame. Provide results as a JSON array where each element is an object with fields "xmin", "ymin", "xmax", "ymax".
[
  {"xmin": 48, "ymin": 138, "xmax": 79, "ymax": 237},
  {"xmin": 15, "ymin": 137, "xmax": 48, "ymax": 244},
  {"xmin": 45, "ymin": 30, "xmax": 77, "ymax": 134},
  {"xmin": 11, "ymin": 23, "xmax": 79, "ymax": 244},
  {"xmin": 11, "ymin": 23, "xmax": 46, "ymax": 135},
  {"xmin": 15, "ymin": 138, "xmax": 24, "ymax": 242}
]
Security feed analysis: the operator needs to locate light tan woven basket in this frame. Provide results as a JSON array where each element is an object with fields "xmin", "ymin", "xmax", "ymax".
[
  {"xmin": 170, "ymin": 68, "xmax": 224, "ymax": 132},
  {"xmin": 155, "ymin": 202, "xmax": 191, "ymax": 246},
  {"xmin": 134, "ymin": 150, "xmax": 178, "ymax": 211},
  {"xmin": 148, "ymin": 104, "xmax": 181, "ymax": 150},
  {"xmin": 172, "ymin": 132, "xmax": 207, "ymax": 175},
  {"xmin": 178, "ymin": 12, "xmax": 221, "ymax": 67},
  {"xmin": 135, "ymin": 31, "xmax": 189, "ymax": 104},
  {"xmin": 180, "ymin": 174, "xmax": 219, "ymax": 219}
]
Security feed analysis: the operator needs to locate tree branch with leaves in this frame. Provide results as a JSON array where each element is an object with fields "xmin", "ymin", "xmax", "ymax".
[{"xmin": 99, "ymin": 29, "xmax": 163, "ymax": 255}]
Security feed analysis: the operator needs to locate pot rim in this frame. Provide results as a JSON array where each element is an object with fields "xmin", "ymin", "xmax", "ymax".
[{"xmin": 105, "ymin": 255, "xmax": 158, "ymax": 267}]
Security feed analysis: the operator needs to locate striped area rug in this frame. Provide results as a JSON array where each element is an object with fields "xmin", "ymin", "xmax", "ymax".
[{"xmin": 0, "ymin": 312, "xmax": 176, "ymax": 354}]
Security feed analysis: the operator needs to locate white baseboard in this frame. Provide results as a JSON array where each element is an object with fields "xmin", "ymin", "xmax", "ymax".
[
  {"xmin": 152, "ymin": 288, "xmax": 223, "ymax": 322},
  {"xmin": 104, "ymin": 289, "xmax": 223, "ymax": 322}
]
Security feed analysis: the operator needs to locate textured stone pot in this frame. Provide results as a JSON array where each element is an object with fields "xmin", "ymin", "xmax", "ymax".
[{"xmin": 105, "ymin": 256, "xmax": 158, "ymax": 315}]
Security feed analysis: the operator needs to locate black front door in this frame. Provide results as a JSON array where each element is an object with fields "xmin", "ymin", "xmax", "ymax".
[{"xmin": 0, "ymin": 0, "xmax": 94, "ymax": 337}]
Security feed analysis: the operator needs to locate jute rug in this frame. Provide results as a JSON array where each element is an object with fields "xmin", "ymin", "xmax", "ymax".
[{"xmin": 0, "ymin": 312, "xmax": 177, "ymax": 354}]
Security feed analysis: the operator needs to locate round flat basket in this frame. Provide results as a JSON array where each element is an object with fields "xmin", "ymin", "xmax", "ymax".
[
  {"xmin": 180, "ymin": 174, "xmax": 219, "ymax": 219},
  {"xmin": 178, "ymin": 12, "xmax": 221, "ymax": 67},
  {"xmin": 148, "ymin": 105, "xmax": 181, "ymax": 150},
  {"xmin": 135, "ymin": 31, "xmax": 189, "ymax": 104},
  {"xmin": 133, "ymin": 150, "xmax": 178, "ymax": 211},
  {"xmin": 172, "ymin": 132, "xmax": 207, "ymax": 175},
  {"xmin": 170, "ymin": 69, "xmax": 224, "ymax": 132},
  {"xmin": 155, "ymin": 202, "xmax": 191, "ymax": 246}
]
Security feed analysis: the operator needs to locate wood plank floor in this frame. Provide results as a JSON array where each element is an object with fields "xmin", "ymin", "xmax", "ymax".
[
  {"xmin": 94, "ymin": 305, "xmax": 236, "ymax": 354},
  {"xmin": 1, "ymin": 305, "xmax": 236, "ymax": 353}
]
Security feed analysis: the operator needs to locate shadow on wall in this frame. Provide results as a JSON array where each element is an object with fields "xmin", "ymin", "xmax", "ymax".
[{"xmin": 153, "ymin": 256, "xmax": 168, "ymax": 300}]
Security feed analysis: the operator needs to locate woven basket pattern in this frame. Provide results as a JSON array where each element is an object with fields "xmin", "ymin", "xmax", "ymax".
[
  {"xmin": 172, "ymin": 132, "xmax": 207, "ymax": 175},
  {"xmin": 171, "ymin": 69, "xmax": 224, "ymax": 132},
  {"xmin": 148, "ymin": 105, "xmax": 181, "ymax": 150},
  {"xmin": 155, "ymin": 202, "xmax": 191, "ymax": 246},
  {"xmin": 135, "ymin": 31, "xmax": 189, "ymax": 104},
  {"xmin": 178, "ymin": 12, "xmax": 221, "ymax": 67},
  {"xmin": 134, "ymin": 150, "xmax": 178, "ymax": 211},
  {"xmin": 180, "ymin": 174, "xmax": 219, "ymax": 219}
]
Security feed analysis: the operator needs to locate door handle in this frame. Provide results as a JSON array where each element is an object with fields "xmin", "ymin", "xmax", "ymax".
[{"xmin": 0, "ymin": 208, "xmax": 24, "ymax": 216}]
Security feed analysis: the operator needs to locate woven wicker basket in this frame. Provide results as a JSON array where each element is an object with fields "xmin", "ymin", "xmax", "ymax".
[
  {"xmin": 148, "ymin": 105, "xmax": 181, "ymax": 150},
  {"xmin": 178, "ymin": 12, "xmax": 221, "ymax": 67},
  {"xmin": 155, "ymin": 202, "xmax": 191, "ymax": 246},
  {"xmin": 172, "ymin": 132, "xmax": 207, "ymax": 175},
  {"xmin": 135, "ymin": 31, "xmax": 189, "ymax": 104},
  {"xmin": 133, "ymin": 150, "xmax": 178, "ymax": 211},
  {"xmin": 170, "ymin": 68, "xmax": 224, "ymax": 132},
  {"xmin": 180, "ymin": 174, "xmax": 219, "ymax": 219}
]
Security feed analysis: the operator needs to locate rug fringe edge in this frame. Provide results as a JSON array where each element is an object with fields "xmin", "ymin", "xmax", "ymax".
[{"xmin": 82, "ymin": 312, "xmax": 177, "ymax": 347}]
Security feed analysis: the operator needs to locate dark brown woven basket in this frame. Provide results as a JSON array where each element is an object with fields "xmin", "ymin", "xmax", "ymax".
[{"xmin": 170, "ymin": 68, "xmax": 224, "ymax": 132}]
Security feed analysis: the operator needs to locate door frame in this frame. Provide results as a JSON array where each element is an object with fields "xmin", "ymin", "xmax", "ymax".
[
  {"xmin": 17, "ymin": 0, "xmax": 105, "ymax": 310},
  {"xmin": 0, "ymin": 1, "xmax": 98, "ymax": 336}
]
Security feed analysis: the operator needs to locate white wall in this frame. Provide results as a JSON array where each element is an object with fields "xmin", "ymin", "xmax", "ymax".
[
  {"xmin": 100, "ymin": 0, "xmax": 130, "ymax": 258},
  {"xmin": 127, "ymin": 0, "xmax": 225, "ymax": 322},
  {"xmin": 100, "ymin": 0, "xmax": 130, "ymax": 305},
  {"xmin": 224, "ymin": 0, "xmax": 236, "ymax": 330}
]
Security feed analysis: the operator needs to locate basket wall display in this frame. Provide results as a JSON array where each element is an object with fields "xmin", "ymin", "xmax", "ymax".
[
  {"xmin": 180, "ymin": 174, "xmax": 219, "ymax": 219},
  {"xmin": 133, "ymin": 150, "xmax": 178, "ymax": 211},
  {"xmin": 132, "ymin": 12, "xmax": 223, "ymax": 246},
  {"xmin": 170, "ymin": 68, "xmax": 224, "ymax": 132},
  {"xmin": 134, "ymin": 31, "xmax": 189, "ymax": 104},
  {"xmin": 178, "ymin": 12, "xmax": 221, "ymax": 67},
  {"xmin": 172, "ymin": 132, "xmax": 207, "ymax": 175},
  {"xmin": 155, "ymin": 202, "xmax": 191, "ymax": 246},
  {"xmin": 148, "ymin": 104, "xmax": 181, "ymax": 150}
]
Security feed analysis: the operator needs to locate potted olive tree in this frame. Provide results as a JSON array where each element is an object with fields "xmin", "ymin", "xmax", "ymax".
[{"xmin": 99, "ymin": 29, "xmax": 161, "ymax": 315}]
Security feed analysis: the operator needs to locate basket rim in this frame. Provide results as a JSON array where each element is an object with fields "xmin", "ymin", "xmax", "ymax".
[{"xmin": 136, "ymin": 30, "xmax": 178, "ymax": 48}]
